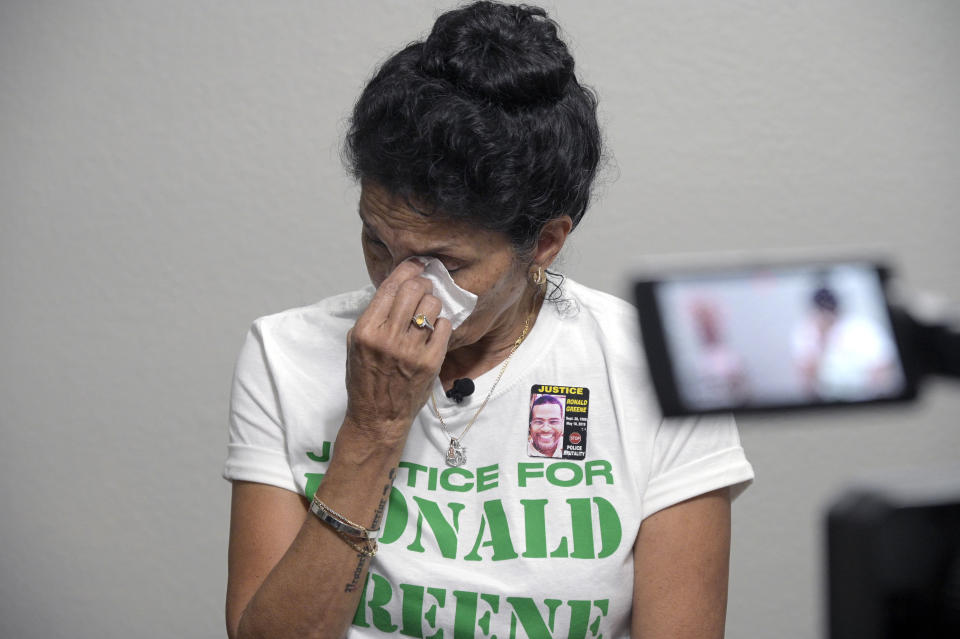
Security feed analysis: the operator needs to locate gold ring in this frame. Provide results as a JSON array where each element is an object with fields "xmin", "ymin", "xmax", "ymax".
[{"xmin": 412, "ymin": 313, "xmax": 435, "ymax": 331}]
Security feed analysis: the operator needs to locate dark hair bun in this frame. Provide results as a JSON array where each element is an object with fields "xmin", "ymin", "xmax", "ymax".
[
  {"xmin": 346, "ymin": 1, "xmax": 602, "ymax": 250},
  {"xmin": 419, "ymin": 2, "xmax": 574, "ymax": 107}
]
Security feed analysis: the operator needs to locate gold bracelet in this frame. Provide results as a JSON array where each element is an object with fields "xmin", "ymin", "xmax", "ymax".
[
  {"xmin": 336, "ymin": 531, "xmax": 378, "ymax": 558},
  {"xmin": 309, "ymin": 495, "xmax": 380, "ymax": 538},
  {"xmin": 309, "ymin": 495, "xmax": 379, "ymax": 557}
]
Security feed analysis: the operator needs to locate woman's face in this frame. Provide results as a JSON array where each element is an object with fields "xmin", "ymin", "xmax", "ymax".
[{"xmin": 358, "ymin": 181, "xmax": 531, "ymax": 351}]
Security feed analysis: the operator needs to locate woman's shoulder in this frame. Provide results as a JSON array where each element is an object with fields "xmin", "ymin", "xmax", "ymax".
[
  {"xmin": 557, "ymin": 278, "xmax": 640, "ymax": 336},
  {"xmin": 247, "ymin": 285, "xmax": 375, "ymax": 346},
  {"xmin": 564, "ymin": 279, "xmax": 636, "ymax": 312}
]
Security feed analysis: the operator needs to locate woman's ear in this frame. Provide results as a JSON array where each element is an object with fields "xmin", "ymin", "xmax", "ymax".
[{"xmin": 532, "ymin": 216, "xmax": 573, "ymax": 270}]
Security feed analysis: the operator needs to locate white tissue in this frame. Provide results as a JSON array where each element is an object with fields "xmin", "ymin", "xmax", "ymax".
[{"xmin": 408, "ymin": 256, "xmax": 478, "ymax": 330}]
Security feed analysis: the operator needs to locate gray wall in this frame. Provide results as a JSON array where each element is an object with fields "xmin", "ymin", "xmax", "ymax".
[{"xmin": 2, "ymin": 1, "xmax": 958, "ymax": 637}]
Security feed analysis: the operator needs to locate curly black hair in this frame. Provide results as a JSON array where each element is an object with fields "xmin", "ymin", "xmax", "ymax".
[{"xmin": 344, "ymin": 1, "xmax": 602, "ymax": 253}]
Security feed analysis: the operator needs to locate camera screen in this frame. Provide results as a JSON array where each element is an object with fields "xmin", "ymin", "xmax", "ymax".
[{"xmin": 636, "ymin": 262, "xmax": 911, "ymax": 415}]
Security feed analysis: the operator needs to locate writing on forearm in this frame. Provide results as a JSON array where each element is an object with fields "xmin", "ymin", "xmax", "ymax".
[
  {"xmin": 370, "ymin": 468, "xmax": 397, "ymax": 530},
  {"xmin": 344, "ymin": 468, "xmax": 398, "ymax": 593},
  {"xmin": 344, "ymin": 553, "xmax": 368, "ymax": 593}
]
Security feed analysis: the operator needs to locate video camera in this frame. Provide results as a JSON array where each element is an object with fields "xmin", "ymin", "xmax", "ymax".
[
  {"xmin": 633, "ymin": 257, "xmax": 959, "ymax": 418},
  {"xmin": 633, "ymin": 256, "xmax": 960, "ymax": 639}
]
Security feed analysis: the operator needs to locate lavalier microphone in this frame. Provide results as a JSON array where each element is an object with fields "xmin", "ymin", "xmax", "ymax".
[{"xmin": 445, "ymin": 378, "xmax": 475, "ymax": 404}]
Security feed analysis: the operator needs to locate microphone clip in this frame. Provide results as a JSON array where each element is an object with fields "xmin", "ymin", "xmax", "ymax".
[{"xmin": 445, "ymin": 378, "xmax": 475, "ymax": 404}]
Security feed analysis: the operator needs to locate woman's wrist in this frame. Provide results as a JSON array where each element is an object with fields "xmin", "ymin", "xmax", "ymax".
[
  {"xmin": 310, "ymin": 416, "xmax": 407, "ymax": 527},
  {"xmin": 339, "ymin": 412, "xmax": 412, "ymax": 456}
]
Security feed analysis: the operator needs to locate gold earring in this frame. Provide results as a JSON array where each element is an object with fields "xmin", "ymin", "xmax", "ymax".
[{"xmin": 532, "ymin": 266, "xmax": 544, "ymax": 285}]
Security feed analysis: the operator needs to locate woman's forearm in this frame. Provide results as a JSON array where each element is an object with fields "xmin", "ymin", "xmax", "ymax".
[
  {"xmin": 234, "ymin": 419, "xmax": 405, "ymax": 639},
  {"xmin": 232, "ymin": 261, "xmax": 450, "ymax": 639}
]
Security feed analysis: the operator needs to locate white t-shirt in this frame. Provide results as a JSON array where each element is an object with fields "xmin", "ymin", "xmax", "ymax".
[{"xmin": 224, "ymin": 278, "xmax": 754, "ymax": 639}]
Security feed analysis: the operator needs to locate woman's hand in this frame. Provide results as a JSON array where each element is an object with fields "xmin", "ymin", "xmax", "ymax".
[{"xmin": 344, "ymin": 259, "xmax": 452, "ymax": 444}]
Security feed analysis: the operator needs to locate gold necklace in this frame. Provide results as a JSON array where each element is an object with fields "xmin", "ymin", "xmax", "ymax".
[{"xmin": 431, "ymin": 316, "xmax": 531, "ymax": 467}]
